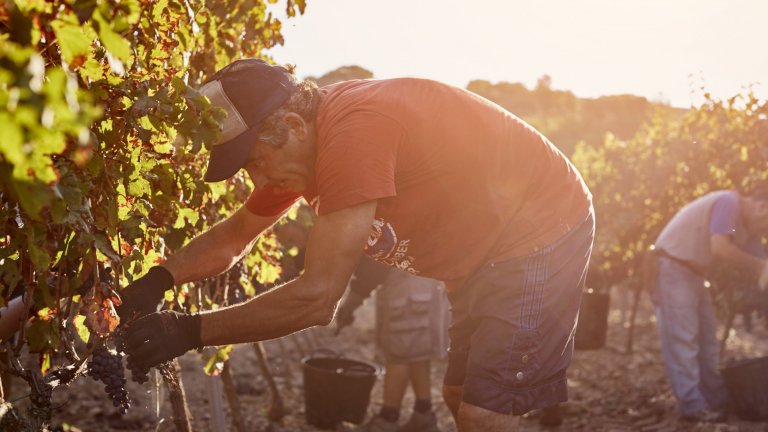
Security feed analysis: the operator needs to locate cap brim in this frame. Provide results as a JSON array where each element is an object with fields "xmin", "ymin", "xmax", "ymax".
[{"xmin": 203, "ymin": 126, "xmax": 261, "ymax": 182}]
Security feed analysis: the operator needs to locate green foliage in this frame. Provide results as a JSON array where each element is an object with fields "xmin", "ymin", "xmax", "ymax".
[
  {"xmin": 203, "ymin": 344, "xmax": 233, "ymax": 376},
  {"xmin": 0, "ymin": 0, "xmax": 304, "ymax": 374},
  {"xmin": 467, "ymin": 78, "xmax": 682, "ymax": 155},
  {"xmin": 572, "ymin": 92, "xmax": 768, "ymax": 287}
]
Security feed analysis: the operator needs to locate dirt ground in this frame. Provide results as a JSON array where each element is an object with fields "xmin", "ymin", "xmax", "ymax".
[{"xmin": 8, "ymin": 286, "xmax": 768, "ymax": 431}]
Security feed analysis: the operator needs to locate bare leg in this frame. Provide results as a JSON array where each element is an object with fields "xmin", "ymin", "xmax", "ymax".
[
  {"xmin": 382, "ymin": 362, "xmax": 411, "ymax": 408},
  {"xmin": 396, "ymin": 361, "xmax": 440, "ymax": 432},
  {"xmin": 457, "ymin": 403, "xmax": 520, "ymax": 432},
  {"xmin": 408, "ymin": 360, "xmax": 432, "ymax": 400}
]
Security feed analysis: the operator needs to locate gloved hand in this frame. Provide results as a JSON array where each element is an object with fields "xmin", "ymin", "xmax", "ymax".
[
  {"xmin": 116, "ymin": 266, "xmax": 175, "ymax": 323},
  {"xmin": 335, "ymin": 290, "xmax": 366, "ymax": 334},
  {"xmin": 123, "ymin": 310, "xmax": 203, "ymax": 371}
]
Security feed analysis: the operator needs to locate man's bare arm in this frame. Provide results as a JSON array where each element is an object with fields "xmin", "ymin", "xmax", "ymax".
[
  {"xmin": 163, "ymin": 206, "xmax": 283, "ymax": 284},
  {"xmin": 711, "ymin": 234, "xmax": 766, "ymax": 276},
  {"xmin": 198, "ymin": 200, "xmax": 378, "ymax": 346}
]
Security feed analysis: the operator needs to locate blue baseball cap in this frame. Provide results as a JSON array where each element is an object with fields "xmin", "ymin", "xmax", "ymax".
[{"xmin": 199, "ymin": 59, "xmax": 297, "ymax": 182}]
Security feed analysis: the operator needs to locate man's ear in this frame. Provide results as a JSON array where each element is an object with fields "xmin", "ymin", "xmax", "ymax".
[{"xmin": 283, "ymin": 112, "xmax": 307, "ymax": 140}]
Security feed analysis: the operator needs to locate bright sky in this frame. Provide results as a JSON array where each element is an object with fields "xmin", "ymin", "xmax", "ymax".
[{"xmin": 267, "ymin": 0, "xmax": 768, "ymax": 108}]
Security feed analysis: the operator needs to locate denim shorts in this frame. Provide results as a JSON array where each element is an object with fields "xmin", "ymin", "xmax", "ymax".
[{"xmin": 443, "ymin": 210, "xmax": 594, "ymax": 415}]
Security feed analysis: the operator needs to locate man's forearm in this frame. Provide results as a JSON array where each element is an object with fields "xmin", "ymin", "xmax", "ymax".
[
  {"xmin": 712, "ymin": 237, "xmax": 765, "ymax": 275},
  {"xmin": 196, "ymin": 200, "xmax": 376, "ymax": 346},
  {"xmin": 164, "ymin": 224, "xmax": 252, "ymax": 285},
  {"xmin": 198, "ymin": 277, "xmax": 333, "ymax": 345}
]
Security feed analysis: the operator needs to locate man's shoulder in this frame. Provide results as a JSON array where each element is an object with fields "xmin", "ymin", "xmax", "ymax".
[
  {"xmin": 659, "ymin": 190, "xmax": 736, "ymax": 234},
  {"xmin": 709, "ymin": 189, "xmax": 740, "ymax": 200},
  {"xmin": 315, "ymin": 79, "xmax": 418, "ymax": 141},
  {"xmin": 317, "ymin": 79, "xmax": 396, "ymax": 125},
  {"xmin": 683, "ymin": 189, "xmax": 739, "ymax": 210},
  {"xmin": 693, "ymin": 189, "xmax": 738, "ymax": 200},
  {"xmin": 711, "ymin": 189, "xmax": 740, "ymax": 206}
]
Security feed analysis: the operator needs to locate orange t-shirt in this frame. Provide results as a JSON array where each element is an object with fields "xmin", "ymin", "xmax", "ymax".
[{"xmin": 246, "ymin": 78, "xmax": 591, "ymax": 289}]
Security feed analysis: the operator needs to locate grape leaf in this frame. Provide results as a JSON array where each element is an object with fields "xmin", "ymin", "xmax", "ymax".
[
  {"xmin": 27, "ymin": 319, "xmax": 61, "ymax": 353},
  {"xmin": 83, "ymin": 282, "xmax": 121, "ymax": 337},
  {"xmin": 203, "ymin": 345, "xmax": 233, "ymax": 376},
  {"xmin": 94, "ymin": 10, "xmax": 132, "ymax": 64},
  {"xmin": 72, "ymin": 314, "xmax": 91, "ymax": 343},
  {"xmin": 51, "ymin": 15, "xmax": 93, "ymax": 66}
]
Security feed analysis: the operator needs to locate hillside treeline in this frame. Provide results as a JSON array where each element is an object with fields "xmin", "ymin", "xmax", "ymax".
[
  {"xmin": 310, "ymin": 66, "xmax": 681, "ymax": 155},
  {"xmin": 468, "ymin": 78, "xmax": 684, "ymax": 155}
]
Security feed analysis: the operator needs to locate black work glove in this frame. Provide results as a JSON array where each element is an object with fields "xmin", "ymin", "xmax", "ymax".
[
  {"xmin": 123, "ymin": 310, "xmax": 203, "ymax": 371},
  {"xmin": 335, "ymin": 290, "xmax": 366, "ymax": 334},
  {"xmin": 116, "ymin": 266, "xmax": 175, "ymax": 323}
]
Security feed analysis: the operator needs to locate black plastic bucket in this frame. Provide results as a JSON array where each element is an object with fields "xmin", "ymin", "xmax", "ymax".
[
  {"xmin": 720, "ymin": 356, "xmax": 768, "ymax": 420},
  {"xmin": 302, "ymin": 353, "xmax": 382, "ymax": 429},
  {"xmin": 574, "ymin": 290, "xmax": 610, "ymax": 350}
]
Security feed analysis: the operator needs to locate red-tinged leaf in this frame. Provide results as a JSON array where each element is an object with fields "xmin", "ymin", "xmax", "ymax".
[
  {"xmin": 36, "ymin": 307, "xmax": 56, "ymax": 321},
  {"xmin": 107, "ymin": 288, "xmax": 122, "ymax": 307},
  {"xmin": 83, "ymin": 282, "xmax": 121, "ymax": 336}
]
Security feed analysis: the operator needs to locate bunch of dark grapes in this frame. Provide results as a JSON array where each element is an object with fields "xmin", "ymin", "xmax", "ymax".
[
  {"xmin": 87, "ymin": 347, "xmax": 130, "ymax": 414},
  {"xmin": 114, "ymin": 333, "xmax": 150, "ymax": 384},
  {"xmin": 125, "ymin": 356, "xmax": 150, "ymax": 384}
]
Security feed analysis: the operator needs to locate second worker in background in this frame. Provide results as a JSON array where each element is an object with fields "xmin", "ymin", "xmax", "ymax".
[{"xmin": 336, "ymin": 258, "xmax": 451, "ymax": 432}]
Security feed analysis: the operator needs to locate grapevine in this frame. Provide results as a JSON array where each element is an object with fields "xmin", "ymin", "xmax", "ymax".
[{"xmin": 0, "ymin": 0, "xmax": 304, "ymax": 429}]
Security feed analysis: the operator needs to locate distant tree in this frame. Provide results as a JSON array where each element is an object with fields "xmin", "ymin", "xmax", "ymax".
[
  {"xmin": 307, "ymin": 65, "xmax": 374, "ymax": 86},
  {"xmin": 467, "ymin": 79, "xmax": 680, "ymax": 155},
  {"xmin": 536, "ymin": 74, "xmax": 552, "ymax": 91},
  {"xmin": 467, "ymin": 79, "xmax": 540, "ymax": 116}
]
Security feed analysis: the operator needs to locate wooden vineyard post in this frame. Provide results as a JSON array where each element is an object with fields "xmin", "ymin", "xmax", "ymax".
[
  {"xmin": 253, "ymin": 341, "xmax": 286, "ymax": 422},
  {"xmin": 273, "ymin": 338, "xmax": 295, "ymax": 389},
  {"xmin": 221, "ymin": 362, "xmax": 248, "ymax": 432},
  {"xmin": 624, "ymin": 280, "xmax": 643, "ymax": 354},
  {"xmin": 159, "ymin": 359, "xmax": 192, "ymax": 432},
  {"xmin": 626, "ymin": 250, "xmax": 656, "ymax": 354},
  {"xmin": 208, "ymin": 374, "xmax": 226, "ymax": 432}
]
